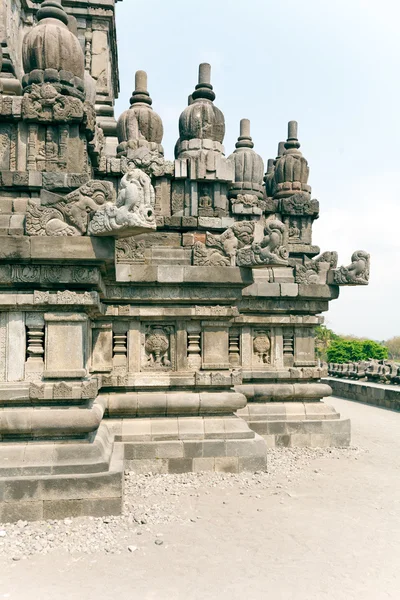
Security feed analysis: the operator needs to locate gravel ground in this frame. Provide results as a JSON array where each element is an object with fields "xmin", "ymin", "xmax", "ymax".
[
  {"xmin": 0, "ymin": 446, "xmax": 362, "ymax": 560},
  {"xmin": 1, "ymin": 398, "xmax": 400, "ymax": 600}
]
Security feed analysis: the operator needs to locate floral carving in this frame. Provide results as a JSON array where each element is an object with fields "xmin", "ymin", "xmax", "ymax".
[
  {"xmin": 295, "ymin": 251, "xmax": 338, "ymax": 284},
  {"xmin": 22, "ymin": 83, "xmax": 84, "ymax": 123},
  {"xmin": 121, "ymin": 148, "xmax": 174, "ymax": 178},
  {"xmin": 280, "ymin": 192, "xmax": 319, "ymax": 217},
  {"xmin": 115, "ymin": 238, "xmax": 146, "ymax": 263},
  {"xmin": 253, "ymin": 333, "xmax": 271, "ymax": 364},
  {"xmin": 25, "ymin": 180, "xmax": 114, "ymax": 236},
  {"xmin": 193, "ymin": 221, "xmax": 255, "ymax": 267},
  {"xmin": 236, "ymin": 220, "xmax": 288, "ymax": 267}
]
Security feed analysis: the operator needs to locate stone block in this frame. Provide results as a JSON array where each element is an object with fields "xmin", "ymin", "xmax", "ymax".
[
  {"xmin": 224, "ymin": 418, "xmax": 254, "ymax": 439},
  {"xmin": 167, "ymin": 392, "xmax": 200, "ymax": 415},
  {"xmin": 183, "ymin": 441, "xmax": 204, "ymax": 458},
  {"xmin": 157, "ymin": 266, "xmax": 184, "ymax": 283},
  {"xmin": 215, "ymin": 457, "xmax": 239, "ymax": 473},
  {"xmin": 309, "ymin": 434, "xmax": 332, "ymax": 448},
  {"xmin": 238, "ymin": 455, "xmax": 267, "ymax": 472},
  {"xmin": 120, "ymin": 418, "xmax": 151, "ymax": 441},
  {"xmin": 125, "ymin": 459, "xmax": 168, "ymax": 474},
  {"xmin": 204, "ymin": 418, "xmax": 226, "ymax": 439},
  {"xmin": 155, "ymin": 441, "xmax": 184, "ymax": 459},
  {"xmin": 274, "ymin": 434, "xmax": 291, "ymax": 447},
  {"xmin": 193, "ymin": 457, "xmax": 215, "ymax": 472},
  {"xmin": 124, "ymin": 443, "xmax": 157, "ymax": 460},
  {"xmin": 42, "ymin": 497, "xmax": 122, "ymax": 520},
  {"xmin": 178, "ymin": 418, "xmax": 205, "ymax": 440},
  {"xmin": 288, "ymin": 433, "xmax": 312, "ymax": 447},
  {"xmin": 0, "ymin": 500, "xmax": 43, "ymax": 523},
  {"xmin": 280, "ymin": 283, "xmax": 299, "ymax": 297},
  {"xmin": 202, "ymin": 440, "xmax": 226, "ymax": 457},
  {"xmin": 137, "ymin": 393, "xmax": 167, "ymax": 416},
  {"xmin": 151, "ymin": 419, "xmax": 179, "ymax": 441},
  {"xmin": 168, "ymin": 458, "xmax": 193, "ymax": 474}
]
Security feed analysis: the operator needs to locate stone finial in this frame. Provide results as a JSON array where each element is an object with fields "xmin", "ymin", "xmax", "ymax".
[
  {"xmin": 177, "ymin": 63, "xmax": 225, "ymax": 153},
  {"xmin": 192, "ymin": 62, "xmax": 215, "ymax": 102},
  {"xmin": 129, "ymin": 70, "xmax": 152, "ymax": 106},
  {"xmin": 235, "ymin": 119, "xmax": 254, "ymax": 149},
  {"xmin": 277, "ymin": 141, "xmax": 286, "ymax": 158},
  {"xmin": 272, "ymin": 121, "xmax": 310, "ymax": 199},
  {"xmin": 116, "ymin": 70, "xmax": 164, "ymax": 156},
  {"xmin": 228, "ymin": 118, "xmax": 264, "ymax": 202},
  {"xmin": 285, "ymin": 120, "xmax": 301, "ymax": 152},
  {"xmin": 36, "ymin": 0, "xmax": 69, "ymax": 25},
  {"xmin": 22, "ymin": 0, "xmax": 85, "ymax": 97}
]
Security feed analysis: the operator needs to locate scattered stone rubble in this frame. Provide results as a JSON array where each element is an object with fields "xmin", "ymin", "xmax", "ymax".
[{"xmin": 0, "ymin": 447, "xmax": 363, "ymax": 559}]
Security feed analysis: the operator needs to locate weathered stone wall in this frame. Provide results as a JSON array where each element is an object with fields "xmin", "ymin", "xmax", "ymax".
[{"xmin": 325, "ymin": 378, "xmax": 400, "ymax": 411}]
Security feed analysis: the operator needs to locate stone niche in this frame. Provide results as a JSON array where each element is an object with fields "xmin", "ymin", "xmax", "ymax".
[{"xmin": 44, "ymin": 313, "xmax": 88, "ymax": 379}]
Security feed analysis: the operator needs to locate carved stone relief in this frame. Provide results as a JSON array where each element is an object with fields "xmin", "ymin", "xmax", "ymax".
[
  {"xmin": 253, "ymin": 331, "xmax": 271, "ymax": 365},
  {"xmin": 333, "ymin": 251, "xmax": 370, "ymax": 286},
  {"xmin": 236, "ymin": 220, "xmax": 289, "ymax": 267},
  {"xmin": 295, "ymin": 251, "xmax": 338, "ymax": 284},
  {"xmin": 142, "ymin": 325, "xmax": 174, "ymax": 370}
]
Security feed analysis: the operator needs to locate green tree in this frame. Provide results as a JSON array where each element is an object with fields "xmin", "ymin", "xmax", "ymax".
[
  {"xmin": 327, "ymin": 339, "xmax": 388, "ymax": 363},
  {"xmin": 314, "ymin": 326, "xmax": 338, "ymax": 361}
]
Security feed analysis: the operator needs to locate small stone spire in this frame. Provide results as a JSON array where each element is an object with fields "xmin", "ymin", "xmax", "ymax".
[
  {"xmin": 192, "ymin": 63, "xmax": 215, "ymax": 102},
  {"xmin": 272, "ymin": 120, "xmax": 310, "ymax": 198},
  {"xmin": 277, "ymin": 141, "xmax": 286, "ymax": 158},
  {"xmin": 176, "ymin": 63, "xmax": 225, "ymax": 153},
  {"xmin": 129, "ymin": 70, "xmax": 152, "ymax": 106},
  {"xmin": 36, "ymin": 0, "xmax": 69, "ymax": 25},
  {"xmin": 116, "ymin": 69, "xmax": 164, "ymax": 156},
  {"xmin": 284, "ymin": 120, "xmax": 301, "ymax": 153},
  {"xmin": 228, "ymin": 118, "xmax": 264, "ymax": 202},
  {"xmin": 235, "ymin": 119, "xmax": 254, "ymax": 149}
]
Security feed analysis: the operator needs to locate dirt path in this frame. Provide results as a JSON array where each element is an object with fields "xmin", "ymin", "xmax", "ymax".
[{"xmin": 1, "ymin": 397, "xmax": 399, "ymax": 600}]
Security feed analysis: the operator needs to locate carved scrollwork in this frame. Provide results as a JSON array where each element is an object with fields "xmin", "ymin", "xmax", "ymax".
[
  {"xmin": 333, "ymin": 251, "xmax": 370, "ymax": 286},
  {"xmin": 236, "ymin": 220, "xmax": 289, "ymax": 267},
  {"xmin": 87, "ymin": 168, "xmax": 156, "ymax": 237},
  {"xmin": 25, "ymin": 180, "xmax": 115, "ymax": 236},
  {"xmin": 193, "ymin": 221, "xmax": 255, "ymax": 267},
  {"xmin": 22, "ymin": 83, "xmax": 84, "ymax": 123},
  {"xmin": 295, "ymin": 251, "xmax": 338, "ymax": 284}
]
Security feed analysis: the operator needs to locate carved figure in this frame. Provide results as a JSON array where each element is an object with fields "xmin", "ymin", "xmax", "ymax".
[
  {"xmin": 22, "ymin": 83, "xmax": 84, "ymax": 123},
  {"xmin": 288, "ymin": 219, "xmax": 301, "ymax": 240},
  {"xmin": 236, "ymin": 220, "xmax": 288, "ymax": 267},
  {"xmin": 253, "ymin": 333, "xmax": 271, "ymax": 364},
  {"xmin": 145, "ymin": 326, "xmax": 171, "ymax": 368},
  {"xmin": 26, "ymin": 181, "xmax": 114, "ymax": 236},
  {"xmin": 121, "ymin": 147, "xmax": 174, "ymax": 177},
  {"xmin": 295, "ymin": 251, "xmax": 338, "ymax": 284},
  {"xmin": 193, "ymin": 221, "xmax": 255, "ymax": 266},
  {"xmin": 88, "ymin": 168, "xmax": 156, "ymax": 236},
  {"xmin": 333, "ymin": 251, "xmax": 370, "ymax": 285}
]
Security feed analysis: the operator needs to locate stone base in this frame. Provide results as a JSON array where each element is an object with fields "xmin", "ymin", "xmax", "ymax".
[
  {"xmin": 112, "ymin": 415, "xmax": 267, "ymax": 473},
  {"xmin": 236, "ymin": 401, "xmax": 351, "ymax": 448},
  {"xmin": 0, "ymin": 425, "xmax": 124, "ymax": 522}
]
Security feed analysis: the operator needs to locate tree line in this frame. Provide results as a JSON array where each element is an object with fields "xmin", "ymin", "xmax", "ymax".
[{"xmin": 315, "ymin": 326, "xmax": 400, "ymax": 363}]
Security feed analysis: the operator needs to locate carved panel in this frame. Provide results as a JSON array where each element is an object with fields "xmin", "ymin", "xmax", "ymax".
[
  {"xmin": 253, "ymin": 330, "xmax": 271, "ymax": 365},
  {"xmin": 142, "ymin": 324, "xmax": 175, "ymax": 371}
]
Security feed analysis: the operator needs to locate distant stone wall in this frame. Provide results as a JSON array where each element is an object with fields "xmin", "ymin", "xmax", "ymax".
[{"xmin": 325, "ymin": 378, "xmax": 400, "ymax": 411}]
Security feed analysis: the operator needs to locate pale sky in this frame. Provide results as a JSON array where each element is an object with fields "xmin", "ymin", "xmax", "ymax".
[{"xmin": 114, "ymin": 0, "xmax": 400, "ymax": 341}]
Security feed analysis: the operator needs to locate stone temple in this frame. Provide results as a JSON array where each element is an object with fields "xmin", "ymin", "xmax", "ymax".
[{"xmin": 0, "ymin": 0, "xmax": 370, "ymax": 521}]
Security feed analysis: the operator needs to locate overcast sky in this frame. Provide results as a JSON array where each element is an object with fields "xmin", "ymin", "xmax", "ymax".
[{"xmin": 114, "ymin": 0, "xmax": 400, "ymax": 341}]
